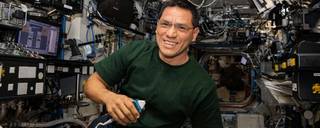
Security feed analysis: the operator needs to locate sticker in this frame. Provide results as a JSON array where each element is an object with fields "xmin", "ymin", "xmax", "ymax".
[
  {"xmin": 274, "ymin": 64, "xmax": 279, "ymax": 72},
  {"xmin": 314, "ymin": 73, "xmax": 320, "ymax": 77},
  {"xmin": 89, "ymin": 66, "xmax": 94, "ymax": 74},
  {"xmin": 35, "ymin": 82, "xmax": 44, "ymax": 94},
  {"xmin": 292, "ymin": 83, "xmax": 297, "ymax": 92},
  {"xmin": 62, "ymin": 67, "xmax": 69, "ymax": 72},
  {"xmin": 241, "ymin": 57, "xmax": 247, "ymax": 65},
  {"xmin": 18, "ymin": 66, "xmax": 36, "ymax": 78},
  {"xmin": 9, "ymin": 67, "xmax": 15, "ymax": 74},
  {"xmin": 290, "ymin": 58, "xmax": 296, "ymax": 66},
  {"xmin": 74, "ymin": 68, "xmax": 80, "ymax": 73},
  {"xmin": 39, "ymin": 63, "xmax": 44, "ymax": 69},
  {"xmin": 82, "ymin": 66, "xmax": 88, "ymax": 74},
  {"xmin": 64, "ymin": 4, "xmax": 73, "ymax": 10},
  {"xmin": 287, "ymin": 58, "xmax": 296, "ymax": 67},
  {"xmin": 281, "ymin": 62, "xmax": 287, "ymax": 69},
  {"xmin": 312, "ymin": 83, "xmax": 320, "ymax": 94},
  {"xmin": 47, "ymin": 65, "xmax": 55, "ymax": 73},
  {"xmin": 57, "ymin": 67, "xmax": 63, "ymax": 71},
  {"xmin": 17, "ymin": 83, "xmax": 28, "ymax": 95},
  {"xmin": 8, "ymin": 83, "xmax": 14, "ymax": 91}
]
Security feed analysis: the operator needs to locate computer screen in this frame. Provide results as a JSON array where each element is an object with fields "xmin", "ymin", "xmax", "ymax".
[{"xmin": 18, "ymin": 19, "xmax": 59, "ymax": 56}]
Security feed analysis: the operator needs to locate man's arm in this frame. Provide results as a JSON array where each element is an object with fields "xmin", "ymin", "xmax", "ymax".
[{"xmin": 84, "ymin": 72, "xmax": 140, "ymax": 125}]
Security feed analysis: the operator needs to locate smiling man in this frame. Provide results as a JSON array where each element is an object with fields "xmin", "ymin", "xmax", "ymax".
[{"xmin": 84, "ymin": 0, "xmax": 222, "ymax": 127}]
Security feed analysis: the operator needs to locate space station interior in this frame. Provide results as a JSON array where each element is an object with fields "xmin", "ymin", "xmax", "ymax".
[{"xmin": 0, "ymin": 0, "xmax": 319, "ymax": 127}]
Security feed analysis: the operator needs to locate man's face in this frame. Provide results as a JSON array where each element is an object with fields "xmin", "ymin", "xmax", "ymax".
[{"xmin": 156, "ymin": 6, "xmax": 199, "ymax": 60}]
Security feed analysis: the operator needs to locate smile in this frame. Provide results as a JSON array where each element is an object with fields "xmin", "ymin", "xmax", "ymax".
[{"xmin": 163, "ymin": 40, "xmax": 178, "ymax": 47}]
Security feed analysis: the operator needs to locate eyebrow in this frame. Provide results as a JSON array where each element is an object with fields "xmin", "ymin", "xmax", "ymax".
[{"xmin": 159, "ymin": 19, "xmax": 193, "ymax": 27}]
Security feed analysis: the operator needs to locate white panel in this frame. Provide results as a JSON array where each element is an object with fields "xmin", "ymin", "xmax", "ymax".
[
  {"xmin": 82, "ymin": 66, "xmax": 88, "ymax": 74},
  {"xmin": 17, "ymin": 83, "xmax": 28, "ymax": 95},
  {"xmin": 62, "ymin": 67, "xmax": 69, "ymax": 72},
  {"xmin": 64, "ymin": 4, "xmax": 73, "ymax": 10},
  {"xmin": 8, "ymin": 83, "xmax": 14, "ymax": 91},
  {"xmin": 47, "ymin": 65, "xmax": 55, "ymax": 73},
  {"xmin": 241, "ymin": 57, "xmax": 247, "ymax": 65},
  {"xmin": 89, "ymin": 66, "xmax": 94, "ymax": 74},
  {"xmin": 39, "ymin": 63, "xmax": 44, "ymax": 69},
  {"xmin": 18, "ymin": 66, "xmax": 36, "ymax": 78},
  {"xmin": 313, "ymin": 73, "xmax": 320, "ymax": 77},
  {"xmin": 75, "ymin": 68, "xmax": 80, "ymax": 73},
  {"xmin": 35, "ymin": 82, "xmax": 44, "ymax": 94},
  {"xmin": 9, "ymin": 67, "xmax": 15, "ymax": 74}
]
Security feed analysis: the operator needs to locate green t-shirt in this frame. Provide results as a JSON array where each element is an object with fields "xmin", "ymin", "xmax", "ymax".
[{"xmin": 95, "ymin": 40, "xmax": 222, "ymax": 128}]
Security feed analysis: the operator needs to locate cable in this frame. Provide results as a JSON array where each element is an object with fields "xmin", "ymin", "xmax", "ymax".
[
  {"xmin": 23, "ymin": 9, "xmax": 27, "ymax": 26},
  {"xmin": 20, "ymin": 4, "xmax": 28, "ymax": 26},
  {"xmin": 17, "ymin": 118, "xmax": 87, "ymax": 128},
  {"xmin": 274, "ymin": 117, "xmax": 284, "ymax": 128},
  {"xmin": 187, "ymin": 0, "xmax": 205, "ymax": 9},
  {"xmin": 90, "ymin": 19, "xmax": 96, "ymax": 55},
  {"xmin": 96, "ymin": 11, "xmax": 108, "ymax": 21},
  {"xmin": 93, "ymin": 115, "xmax": 114, "ymax": 128},
  {"xmin": 8, "ymin": 2, "xmax": 13, "ymax": 20},
  {"xmin": 202, "ymin": 0, "xmax": 218, "ymax": 8}
]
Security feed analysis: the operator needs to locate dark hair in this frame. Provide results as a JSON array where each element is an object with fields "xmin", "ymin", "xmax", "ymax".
[{"xmin": 158, "ymin": 0, "xmax": 200, "ymax": 27}]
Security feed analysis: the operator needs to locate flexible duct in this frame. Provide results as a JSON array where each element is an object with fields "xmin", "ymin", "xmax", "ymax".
[{"xmin": 17, "ymin": 118, "xmax": 87, "ymax": 128}]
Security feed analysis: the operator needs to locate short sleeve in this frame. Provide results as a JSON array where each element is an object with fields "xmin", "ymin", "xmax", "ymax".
[{"xmin": 94, "ymin": 40, "xmax": 147, "ymax": 87}]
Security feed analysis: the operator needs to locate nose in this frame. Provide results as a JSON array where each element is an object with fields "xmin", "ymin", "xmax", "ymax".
[{"xmin": 166, "ymin": 25, "xmax": 177, "ymax": 38}]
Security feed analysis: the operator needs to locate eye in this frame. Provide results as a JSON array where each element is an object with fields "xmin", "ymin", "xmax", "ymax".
[
  {"xmin": 177, "ymin": 24, "xmax": 193, "ymax": 32},
  {"xmin": 177, "ymin": 25, "xmax": 189, "ymax": 32},
  {"xmin": 159, "ymin": 22, "xmax": 171, "ymax": 28}
]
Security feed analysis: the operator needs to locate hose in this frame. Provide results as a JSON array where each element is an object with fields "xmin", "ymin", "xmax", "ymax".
[{"xmin": 16, "ymin": 118, "xmax": 87, "ymax": 128}]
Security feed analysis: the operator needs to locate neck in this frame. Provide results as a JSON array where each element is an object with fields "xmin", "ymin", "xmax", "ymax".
[{"xmin": 159, "ymin": 52, "xmax": 189, "ymax": 66}]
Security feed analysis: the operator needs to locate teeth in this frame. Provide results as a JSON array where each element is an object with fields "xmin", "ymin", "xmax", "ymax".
[
  {"xmin": 165, "ymin": 42, "xmax": 175, "ymax": 45},
  {"xmin": 164, "ymin": 40, "xmax": 177, "ymax": 46}
]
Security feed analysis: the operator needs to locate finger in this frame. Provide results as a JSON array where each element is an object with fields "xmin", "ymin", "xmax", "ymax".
[
  {"xmin": 107, "ymin": 107, "xmax": 127, "ymax": 126},
  {"xmin": 126, "ymin": 101, "xmax": 140, "ymax": 120},
  {"xmin": 114, "ymin": 106, "xmax": 130, "ymax": 125},
  {"xmin": 120, "ymin": 102, "xmax": 137, "ymax": 122}
]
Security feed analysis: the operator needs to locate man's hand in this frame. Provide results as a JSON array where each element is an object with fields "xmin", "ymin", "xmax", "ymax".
[
  {"xmin": 84, "ymin": 73, "xmax": 140, "ymax": 126},
  {"xmin": 103, "ymin": 92, "xmax": 140, "ymax": 126}
]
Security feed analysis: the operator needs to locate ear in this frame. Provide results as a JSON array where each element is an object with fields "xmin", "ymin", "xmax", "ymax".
[
  {"xmin": 192, "ymin": 27, "xmax": 200, "ymax": 42},
  {"xmin": 155, "ymin": 24, "xmax": 159, "ymax": 34}
]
